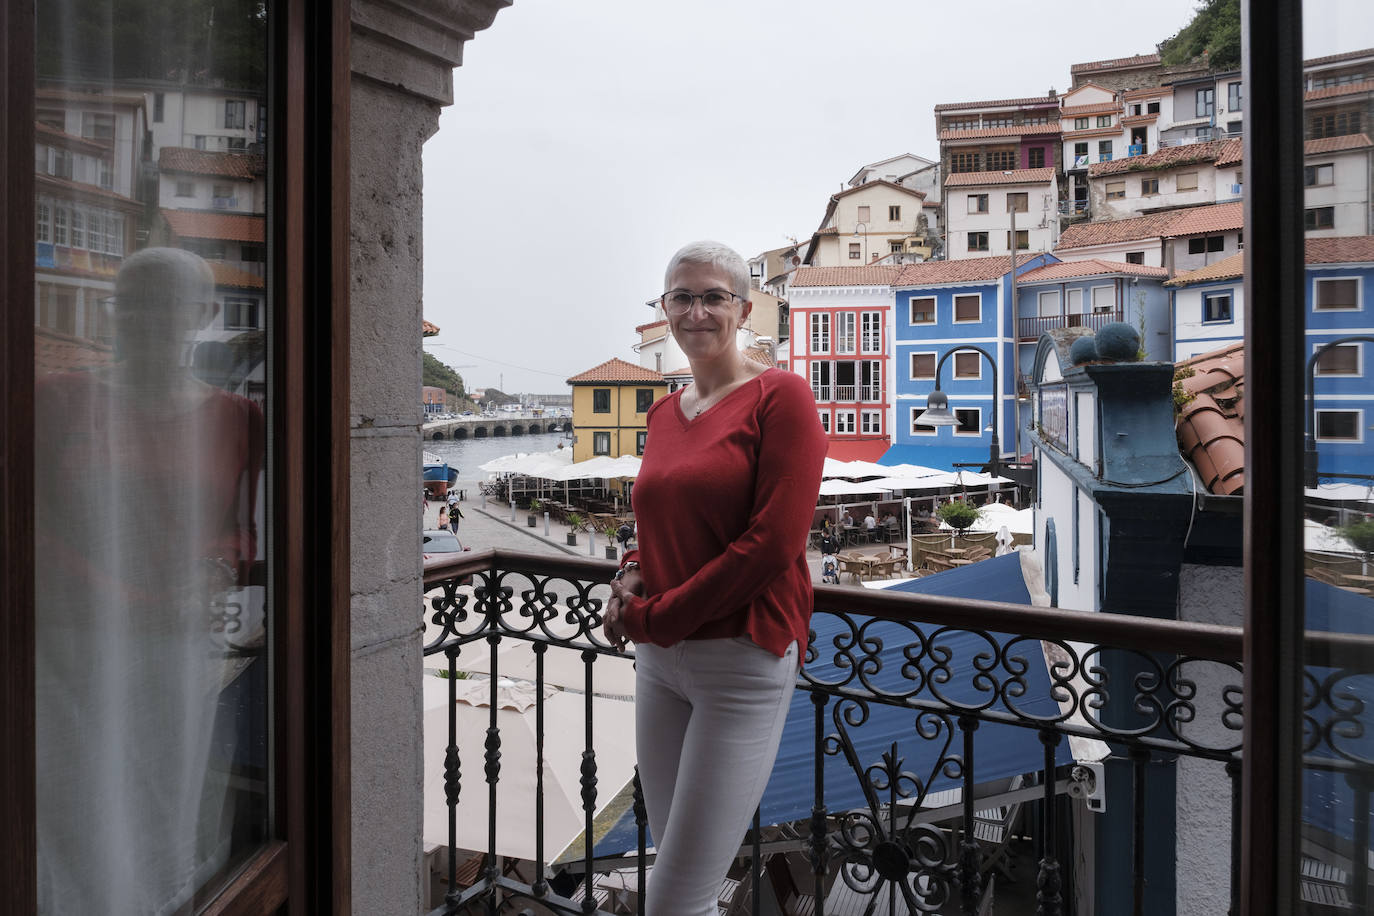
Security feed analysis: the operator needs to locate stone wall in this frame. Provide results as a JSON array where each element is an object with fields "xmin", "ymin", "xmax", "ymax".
[{"xmin": 349, "ymin": 1, "xmax": 511, "ymax": 912}]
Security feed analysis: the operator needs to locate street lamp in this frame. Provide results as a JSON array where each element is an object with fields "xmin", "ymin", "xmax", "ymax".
[
  {"xmin": 915, "ymin": 345, "xmax": 1001, "ymax": 478},
  {"xmin": 1304, "ymin": 335, "xmax": 1374, "ymax": 488},
  {"xmin": 853, "ymin": 221, "xmax": 868, "ymax": 263}
]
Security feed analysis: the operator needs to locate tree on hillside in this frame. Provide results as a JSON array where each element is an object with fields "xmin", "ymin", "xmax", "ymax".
[
  {"xmin": 1158, "ymin": 0, "xmax": 1240, "ymax": 71},
  {"xmin": 422, "ymin": 352, "xmax": 466, "ymax": 402}
]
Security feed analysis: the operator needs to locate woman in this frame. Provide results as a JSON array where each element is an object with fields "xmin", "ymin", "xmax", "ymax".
[{"xmin": 605, "ymin": 241, "xmax": 826, "ymax": 915}]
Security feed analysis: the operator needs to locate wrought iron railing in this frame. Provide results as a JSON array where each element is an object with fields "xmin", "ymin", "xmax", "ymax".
[
  {"xmin": 1018, "ymin": 310, "xmax": 1123, "ymax": 340},
  {"xmin": 421, "ymin": 549, "xmax": 1374, "ymax": 916}
]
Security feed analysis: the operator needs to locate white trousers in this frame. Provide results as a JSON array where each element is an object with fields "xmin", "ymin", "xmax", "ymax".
[{"xmin": 635, "ymin": 636, "xmax": 798, "ymax": 916}]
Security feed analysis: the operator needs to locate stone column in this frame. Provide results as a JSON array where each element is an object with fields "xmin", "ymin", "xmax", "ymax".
[{"xmin": 349, "ymin": 2, "xmax": 510, "ymax": 912}]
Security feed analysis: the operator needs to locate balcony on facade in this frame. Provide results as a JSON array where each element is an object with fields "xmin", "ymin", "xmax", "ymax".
[
  {"xmin": 1018, "ymin": 310, "xmax": 1124, "ymax": 341},
  {"xmin": 421, "ymin": 549, "xmax": 1374, "ymax": 916}
]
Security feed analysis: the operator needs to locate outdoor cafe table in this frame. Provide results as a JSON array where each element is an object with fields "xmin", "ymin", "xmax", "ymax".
[
  {"xmin": 1342, "ymin": 573, "xmax": 1374, "ymax": 588},
  {"xmin": 943, "ymin": 547, "xmax": 970, "ymax": 558}
]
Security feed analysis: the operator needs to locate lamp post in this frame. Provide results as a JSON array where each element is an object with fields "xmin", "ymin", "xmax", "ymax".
[
  {"xmin": 915, "ymin": 345, "xmax": 1001, "ymax": 478},
  {"xmin": 853, "ymin": 221, "xmax": 868, "ymax": 263},
  {"xmin": 1304, "ymin": 335, "xmax": 1374, "ymax": 488}
]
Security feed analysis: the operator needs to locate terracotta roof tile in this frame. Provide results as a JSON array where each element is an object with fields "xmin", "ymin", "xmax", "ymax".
[
  {"xmin": 422, "ymin": 320, "xmax": 440, "ymax": 337},
  {"xmin": 1304, "ymin": 79, "xmax": 1374, "ymax": 102},
  {"xmin": 790, "ymin": 266, "xmax": 903, "ymax": 287},
  {"xmin": 162, "ymin": 209, "xmax": 265, "ymax": 243},
  {"xmin": 1017, "ymin": 258, "xmax": 1168, "ymax": 283},
  {"xmin": 1088, "ymin": 139, "xmax": 1238, "ymax": 176},
  {"xmin": 159, "ymin": 147, "xmax": 265, "ymax": 179},
  {"xmin": 1304, "ymin": 47, "xmax": 1374, "ymax": 67},
  {"xmin": 1305, "ymin": 235, "xmax": 1374, "ymax": 264},
  {"xmin": 1122, "ymin": 86, "xmax": 1170, "ymax": 101},
  {"xmin": 1166, "ymin": 252, "xmax": 1245, "ymax": 286},
  {"xmin": 1214, "ymin": 139, "xmax": 1245, "ymax": 167},
  {"xmin": 830, "ymin": 179, "xmax": 926, "ymax": 201},
  {"xmin": 742, "ymin": 346, "xmax": 776, "ymax": 368},
  {"xmin": 1305, "ymin": 133, "xmax": 1374, "ymax": 155},
  {"xmin": 208, "ymin": 261, "xmax": 265, "ymax": 290},
  {"xmin": 938, "ymin": 125, "xmax": 1046, "ymax": 141},
  {"xmin": 934, "ymin": 95, "xmax": 1058, "ymax": 112},
  {"xmin": 894, "ymin": 253, "xmax": 1043, "ymax": 287},
  {"xmin": 945, "ymin": 167, "xmax": 1056, "ymax": 187},
  {"xmin": 1060, "ymin": 126, "xmax": 1122, "ymax": 140},
  {"xmin": 35, "ymin": 122, "xmax": 108, "ymax": 156},
  {"xmin": 663, "ymin": 365, "xmax": 693, "ymax": 378},
  {"xmin": 1055, "ymin": 202, "xmax": 1243, "ymax": 250},
  {"xmin": 566, "ymin": 357, "xmax": 664, "ymax": 384},
  {"xmin": 635, "ymin": 319, "xmax": 667, "ymax": 334},
  {"xmin": 1175, "ymin": 341, "xmax": 1246, "ymax": 496},
  {"xmin": 37, "ymin": 173, "xmax": 141, "ymax": 208},
  {"xmin": 1060, "ymin": 102, "xmax": 1121, "ymax": 117},
  {"xmin": 35, "ymin": 327, "xmax": 115, "ymax": 375},
  {"xmin": 1071, "ymin": 53, "xmax": 1160, "ymax": 74}
]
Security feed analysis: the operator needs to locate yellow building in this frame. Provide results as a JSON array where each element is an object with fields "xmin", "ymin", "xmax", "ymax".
[{"xmin": 567, "ymin": 357, "xmax": 667, "ymax": 462}]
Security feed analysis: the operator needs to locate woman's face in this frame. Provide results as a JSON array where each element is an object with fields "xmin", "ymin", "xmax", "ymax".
[{"xmin": 665, "ymin": 261, "xmax": 751, "ymax": 366}]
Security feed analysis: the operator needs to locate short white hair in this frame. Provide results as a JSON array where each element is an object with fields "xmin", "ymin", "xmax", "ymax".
[
  {"xmin": 115, "ymin": 247, "xmax": 214, "ymax": 312},
  {"xmin": 663, "ymin": 240, "xmax": 750, "ymax": 299}
]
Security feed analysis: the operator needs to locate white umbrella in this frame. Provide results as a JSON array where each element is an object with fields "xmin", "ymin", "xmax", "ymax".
[
  {"xmin": 818, "ymin": 478, "xmax": 893, "ymax": 496},
  {"xmin": 602, "ymin": 454, "xmax": 642, "ymax": 479},
  {"xmin": 867, "ymin": 476, "xmax": 952, "ymax": 492},
  {"xmin": 551, "ymin": 456, "xmax": 618, "ymax": 481},
  {"xmin": 1305, "ymin": 518, "xmax": 1360, "ymax": 555},
  {"xmin": 422, "ymin": 676, "xmax": 637, "ymax": 863},
  {"xmin": 1306, "ymin": 483, "xmax": 1374, "ymax": 505}
]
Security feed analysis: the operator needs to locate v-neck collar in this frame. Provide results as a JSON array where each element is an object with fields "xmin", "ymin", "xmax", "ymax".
[{"xmin": 671, "ymin": 368, "xmax": 772, "ymax": 428}]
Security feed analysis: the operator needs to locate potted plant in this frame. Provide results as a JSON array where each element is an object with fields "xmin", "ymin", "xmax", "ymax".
[
  {"xmin": 565, "ymin": 513, "xmax": 586, "ymax": 547},
  {"xmin": 527, "ymin": 498, "xmax": 542, "ymax": 527},
  {"xmin": 935, "ymin": 499, "xmax": 981, "ymax": 535},
  {"xmin": 600, "ymin": 521, "xmax": 620, "ymax": 560}
]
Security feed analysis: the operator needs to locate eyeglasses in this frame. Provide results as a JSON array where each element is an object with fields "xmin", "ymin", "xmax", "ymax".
[{"xmin": 660, "ymin": 289, "xmax": 744, "ymax": 315}]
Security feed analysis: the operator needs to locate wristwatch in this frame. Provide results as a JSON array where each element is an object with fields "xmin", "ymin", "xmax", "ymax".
[{"xmin": 614, "ymin": 561, "xmax": 640, "ymax": 581}]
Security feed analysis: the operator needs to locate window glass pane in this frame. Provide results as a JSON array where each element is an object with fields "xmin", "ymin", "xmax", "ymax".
[
  {"xmin": 34, "ymin": 1, "xmax": 270, "ymax": 911},
  {"xmin": 1300, "ymin": 6, "xmax": 1374, "ymax": 910}
]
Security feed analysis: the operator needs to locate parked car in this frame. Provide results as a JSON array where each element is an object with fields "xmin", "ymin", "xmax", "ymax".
[{"xmin": 422, "ymin": 528, "xmax": 471, "ymax": 582}]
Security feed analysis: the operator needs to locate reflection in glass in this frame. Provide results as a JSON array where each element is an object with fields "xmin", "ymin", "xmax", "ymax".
[
  {"xmin": 34, "ymin": 1, "xmax": 269, "ymax": 911},
  {"xmin": 1299, "ymin": 12, "xmax": 1374, "ymax": 910}
]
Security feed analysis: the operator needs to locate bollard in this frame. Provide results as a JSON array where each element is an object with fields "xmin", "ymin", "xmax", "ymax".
[
  {"xmin": 481, "ymin": 490, "xmax": 486, "ymax": 509},
  {"xmin": 510, "ymin": 501, "xmax": 516, "ymax": 522},
  {"xmin": 544, "ymin": 511, "xmax": 550, "ymax": 537},
  {"xmin": 588, "ymin": 530, "xmax": 595, "ymax": 557}
]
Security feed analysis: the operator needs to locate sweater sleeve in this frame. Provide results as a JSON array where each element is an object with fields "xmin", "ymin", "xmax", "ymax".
[{"xmin": 619, "ymin": 374, "xmax": 826, "ymax": 646}]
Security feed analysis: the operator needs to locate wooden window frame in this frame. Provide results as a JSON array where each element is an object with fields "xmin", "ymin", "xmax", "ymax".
[{"xmin": 1, "ymin": 0, "xmax": 352, "ymax": 912}]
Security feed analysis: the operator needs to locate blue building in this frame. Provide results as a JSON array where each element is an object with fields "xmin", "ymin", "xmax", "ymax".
[
  {"xmin": 1164, "ymin": 252, "xmax": 1245, "ymax": 361},
  {"xmin": 882, "ymin": 253, "xmax": 1056, "ymax": 471},
  {"xmin": 1306, "ymin": 236, "xmax": 1374, "ymax": 483}
]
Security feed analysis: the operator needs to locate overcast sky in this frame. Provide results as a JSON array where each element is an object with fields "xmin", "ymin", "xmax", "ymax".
[{"xmin": 421, "ymin": 0, "xmax": 1373, "ymax": 395}]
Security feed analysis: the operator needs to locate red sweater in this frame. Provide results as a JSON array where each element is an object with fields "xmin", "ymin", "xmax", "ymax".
[{"xmin": 619, "ymin": 368, "xmax": 827, "ymax": 659}]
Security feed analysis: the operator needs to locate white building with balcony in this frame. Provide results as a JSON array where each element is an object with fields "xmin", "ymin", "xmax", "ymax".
[{"xmin": 944, "ymin": 168, "xmax": 1058, "ymax": 261}]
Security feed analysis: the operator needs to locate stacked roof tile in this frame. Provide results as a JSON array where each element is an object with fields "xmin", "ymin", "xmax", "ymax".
[
  {"xmin": 1056, "ymin": 202, "xmax": 1244, "ymax": 250},
  {"xmin": 1088, "ymin": 139, "xmax": 1241, "ymax": 177},
  {"xmin": 35, "ymin": 327, "xmax": 115, "ymax": 376},
  {"xmin": 894, "ymin": 254, "xmax": 1042, "ymax": 286},
  {"xmin": 1018, "ymin": 259, "xmax": 1168, "ymax": 283},
  {"xmin": 1305, "ymin": 235, "xmax": 1374, "ymax": 264},
  {"xmin": 1070, "ymin": 53, "xmax": 1160, "ymax": 74},
  {"xmin": 945, "ymin": 167, "xmax": 1056, "ymax": 187},
  {"xmin": 422, "ymin": 320, "xmax": 440, "ymax": 337},
  {"xmin": 1304, "ymin": 79, "xmax": 1374, "ymax": 102},
  {"xmin": 790, "ymin": 266, "xmax": 903, "ymax": 287},
  {"xmin": 1175, "ymin": 341, "xmax": 1246, "ymax": 496},
  {"xmin": 566, "ymin": 357, "xmax": 663, "ymax": 385},
  {"xmin": 1304, "ymin": 133, "xmax": 1374, "ymax": 155},
  {"xmin": 208, "ymin": 261, "xmax": 265, "ymax": 290},
  {"xmin": 1165, "ymin": 252, "xmax": 1245, "ymax": 287},
  {"xmin": 159, "ymin": 147, "xmax": 266, "ymax": 179},
  {"xmin": 937, "ymin": 126, "xmax": 1043, "ymax": 141},
  {"xmin": 934, "ymin": 95, "xmax": 1058, "ymax": 112},
  {"xmin": 162, "ymin": 209, "xmax": 265, "ymax": 243}
]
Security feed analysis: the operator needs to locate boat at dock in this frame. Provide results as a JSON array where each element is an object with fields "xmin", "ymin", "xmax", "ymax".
[{"xmin": 423, "ymin": 451, "xmax": 460, "ymax": 499}]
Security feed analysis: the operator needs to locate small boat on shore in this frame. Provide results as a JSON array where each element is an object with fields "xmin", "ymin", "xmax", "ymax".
[{"xmin": 423, "ymin": 451, "xmax": 460, "ymax": 499}]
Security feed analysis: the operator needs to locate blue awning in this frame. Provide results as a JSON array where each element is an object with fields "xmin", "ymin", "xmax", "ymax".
[
  {"xmin": 878, "ymin": 444, "xmax": 993, "ymax": 473},
  {"xmin": 593, "ymin": 553, "xmax": 1073, "ymax": 857}
]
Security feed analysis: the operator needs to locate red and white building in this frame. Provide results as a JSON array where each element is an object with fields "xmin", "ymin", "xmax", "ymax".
[{"xmin": 787, "ymin": 265, "xmax": 900, "ymax": 461}]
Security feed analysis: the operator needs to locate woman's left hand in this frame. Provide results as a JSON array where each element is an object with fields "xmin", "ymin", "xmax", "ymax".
[{"xmin": 605, "ymin": 577, "xmax": 639, "ymax": 651}]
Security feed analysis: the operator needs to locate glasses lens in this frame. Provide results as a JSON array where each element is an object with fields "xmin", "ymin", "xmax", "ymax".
[
  {"xmin": 664, "ymin": 292, "xmax": 693, "ymax": 313},
  {"xmin": 702, "ymin": 291, "xmax": 732, "ymax": 309}
]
